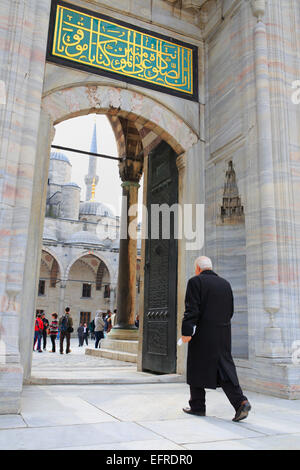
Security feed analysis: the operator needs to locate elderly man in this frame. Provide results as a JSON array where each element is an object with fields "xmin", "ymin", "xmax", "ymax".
[{"xmin": 181, "ymin": 256, "xmax": 251, "ymax": 422}]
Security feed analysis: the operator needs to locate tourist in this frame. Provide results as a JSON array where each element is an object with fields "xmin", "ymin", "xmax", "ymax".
[
  {"xmin": 94, "ymin": 310, "xmax": 105, "ymax": 348},
  {"xmin": 135, "ymin": 314, "xmax": 139, "ymax": 329},
  {"xmin": 105, "ymin": 310, "xmax": 112, "ymax": 334},
  {"xmin": 59, "ymin": 307, "xmax": 73, "ymax": 354},
  {"xmin": 33, "ymin": 313, "xmax": 44, "ymax": 353},
  {"xmin": 83, "ymin": 323, "xmax": 89, "ymax": 345},
  {"xmin": 49, "ymin": 313, "xmax": 59, "ymax": 353},
  {"xmin": 89, "ymin": 318, "xmax": 95, "ymax": 340},
  {"xmin": 181, "ymin": 256, "xmax": 251, "ymax": 422},
  {"xmin": 77, "ymin": 323, "xmax": 84, "ymax": 346},
  {"xmin": 111, "ymin": 309, "xmax": 117, "ymax": 328},
  {"xmin": 41, "ymin": 313, "xmax": 49, "ymax": 350}
]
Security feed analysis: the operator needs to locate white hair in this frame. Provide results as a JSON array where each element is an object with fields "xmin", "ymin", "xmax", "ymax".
[
  {"xmin": 95, "ymin": 310, "xmax": 104, "ymax": 317},
  {"xmin": 194, "ymin": 256, "xmax": 213, "ymax": 270}
]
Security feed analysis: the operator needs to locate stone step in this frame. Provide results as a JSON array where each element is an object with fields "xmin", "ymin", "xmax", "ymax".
[
  {"xmin": 86, "ymin": 347, "xmax": 137, "ymax": 363},
  {"xmin": 100, "ymin": 339, "xmax": 138, "ymax": 355}
]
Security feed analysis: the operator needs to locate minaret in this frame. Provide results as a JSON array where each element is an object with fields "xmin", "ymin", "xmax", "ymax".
[{"xmin": 84, "ymin": 120, "xmax": 99, "ymax": 201}]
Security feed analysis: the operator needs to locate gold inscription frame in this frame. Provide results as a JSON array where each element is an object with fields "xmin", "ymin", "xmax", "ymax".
[{"xmin": 46, "ymin": 0, "xmax": 198, "ymax": 102}]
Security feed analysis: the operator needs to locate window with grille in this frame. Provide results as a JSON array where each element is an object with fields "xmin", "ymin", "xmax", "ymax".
[
  {"xmin": 80, "ymin": 312, "xmax": 91, "ymax": 324},
  {"xmin": 82, "ymin": 283, "xmax": 92, "ymax": 298},
  {"xmin": 38, "ymin": 280, "xmax": 45, "ymax": 296},
  {"xmin": 104, "ymin": 285, "xmax": 110, "ymax": 298}
]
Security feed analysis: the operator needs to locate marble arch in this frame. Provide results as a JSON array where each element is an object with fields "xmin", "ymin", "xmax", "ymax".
[
  {"xmin": 65, "ymin": 251, "xmax": 115, "ymax": 285},
  {"xmin": 41, "ymin": 248, "xmax": 64, "ymax": 281},
  {"xmin": 42, "ymin": 84, "xmax": 198, "ymax": 155}
]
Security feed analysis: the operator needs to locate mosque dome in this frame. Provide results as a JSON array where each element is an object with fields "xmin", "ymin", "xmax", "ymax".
[
  {"xmin": 79, "ymin": 201, "xmax": 114, "ymax": 218},
  {"xmin": 50, "ymin": 151, "xmax": 71, "ymax": 166},
  {"xmin": 65, "ymin": 230, "xmax": 104, "ymax": 247},
  {"xmin": 102, "ymin": 237, "xmax": 113, "ymax": 248}
]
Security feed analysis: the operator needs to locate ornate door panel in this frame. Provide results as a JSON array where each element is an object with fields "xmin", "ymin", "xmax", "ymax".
[{"xmin": 142, "ymin": 140, "xmax": 178, "ymax": 374}]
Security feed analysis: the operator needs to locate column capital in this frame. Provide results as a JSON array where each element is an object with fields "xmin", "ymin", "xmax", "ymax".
[
  {"xmin": 251, "ymin": 0, "xmax": 266, "ymax": 21},
  {"xmin": 121, "ymin": 180, "xmax": 140, "ymax": 189},
  {"xmin": 119, "ymin": 157, "xmax": 143, "ymax": 183},
  {"xmin": 176, "ymin": 153, "xmax": 186, "ymax": 173}
]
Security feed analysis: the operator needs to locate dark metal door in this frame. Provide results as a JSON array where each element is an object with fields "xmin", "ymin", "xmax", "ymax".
[{"xmin": 142, "ymin": 140, "xmax": 178, "ymax": 374}]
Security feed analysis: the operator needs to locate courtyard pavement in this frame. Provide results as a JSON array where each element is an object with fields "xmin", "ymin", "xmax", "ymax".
[{"xmin": 1, "ymin": 339, "xmax": 300, "ymax": 450}]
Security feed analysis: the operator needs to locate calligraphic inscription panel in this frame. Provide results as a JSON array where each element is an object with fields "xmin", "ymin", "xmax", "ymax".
[{"xmin": 47, "ymin": 0, "xmax": 198, "ymax": 101}]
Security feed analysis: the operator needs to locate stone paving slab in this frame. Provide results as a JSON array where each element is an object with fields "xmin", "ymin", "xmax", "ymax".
[
  {"xmin": 58, "ymin": 439, "xmax": 184, "ymax": 450},
  {"xmin": 0, "ymin": 422, "xmax": 160, "ymax": 450},
  {"xmin": 136, "ymin": 417, "xmax": 264, "ymax": 445},
  {"xmin": 79, "ymin": 387, "xmax": 193, "ymax": 422},
  {"xmin": 21, "ymin": 394, "xmax": 118, "ymax": 427},
  {"xmin": 183, "ymin": 433, "xmax": 300, "ymax": 450},
  {"xmin": 1, "ymin": 382, "xmax": 300, "ymax": 449},
  {"xmin": 2, "ymin": 344, "xmax": 300, "ymax": 450},
  {"xmin": 0, "ymin": 414, "xmax": 27, "ymax": 430}
]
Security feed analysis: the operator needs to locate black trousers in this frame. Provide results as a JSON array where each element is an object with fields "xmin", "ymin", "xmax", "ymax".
[
  {"xmin": 95, "ymin": 331, "xmax": 104, "ymax": 348},
  {"xmin": 50, "ymin": 335, "xmax": 56, "ymax": 352},
  {"xmin": 83, "ymin": 333, "xmax": 88, "ymax": 345},
  {"xmin": 60, "ymin": 331, "xmax": 71, "ymax": 353},
  {"xmin": 42, "ymin": 330, "xmax": 47, "ymax": 349},
  {"xmin": 189, "ymin": 372, "xmax": 247, "ymax": 412}
]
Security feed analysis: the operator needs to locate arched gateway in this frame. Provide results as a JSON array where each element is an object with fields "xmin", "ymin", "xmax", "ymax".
[{"xmin": 18, "ymin": 83, "xmax": 198, "ymax": 388}]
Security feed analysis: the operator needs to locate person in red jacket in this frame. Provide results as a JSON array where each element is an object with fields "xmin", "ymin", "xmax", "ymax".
[{"xmin": 33, "ymin": 313, "xmax": 44, "ymax": 352}]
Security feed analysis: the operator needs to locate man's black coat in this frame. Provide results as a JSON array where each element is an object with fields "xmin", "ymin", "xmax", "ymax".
[{"xmin": 181, "ymin": 270, "xmax": 239, "ymax": 389}]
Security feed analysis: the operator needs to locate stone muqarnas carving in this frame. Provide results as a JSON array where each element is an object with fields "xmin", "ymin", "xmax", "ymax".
[{"xmin": 219, "ymin": 160, "xmax": 244, "ymax": 225}]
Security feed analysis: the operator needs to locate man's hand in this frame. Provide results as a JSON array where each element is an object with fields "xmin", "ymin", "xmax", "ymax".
[{"xmin": 182, "ymin": 336, "xmax": 192, "ymax": 343}]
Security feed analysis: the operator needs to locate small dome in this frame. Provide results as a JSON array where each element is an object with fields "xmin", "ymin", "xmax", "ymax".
[
  {"xmin": 50, "ymin": 151, "xmax": 71, "ymax": 166},
  {"xmin": 102, "ymin": 237, "xmax": 112, "ymax": 248},
  {"xmin": 66, "ymin": 230, "xmax": 104, "ymax": 247},
  {"xmin": 79, "ymin": 201, "xmax": 114, "ymax": 218}
]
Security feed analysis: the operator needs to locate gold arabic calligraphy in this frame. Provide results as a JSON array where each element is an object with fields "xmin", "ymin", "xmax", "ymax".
[{"xmin": 52, "ymin": 5, "xmax": 193, "ymax": 94}]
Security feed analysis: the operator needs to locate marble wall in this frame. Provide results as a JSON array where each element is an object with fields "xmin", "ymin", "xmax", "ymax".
[{"xmin": 204, "ymin": 0, "xmax": 300, "ymax": 396}]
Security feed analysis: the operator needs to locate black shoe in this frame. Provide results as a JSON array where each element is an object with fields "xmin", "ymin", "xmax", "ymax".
[
  {"xmin": 183, "ymin": 407, "xmax": 206, "ymax": 416},
  {"xmin": 232, "ymin": 401, "xmax": 251, "ymax": 422}
]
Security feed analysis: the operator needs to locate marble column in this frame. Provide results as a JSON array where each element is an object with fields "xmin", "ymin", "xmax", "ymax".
[
  {"xmin": 109, "ymin": 283, "xmax": 117, "ymax": 312},
  {"xmin": 59, "ymin": 279, "xmax": 67, "ymax": 317},
  {"xmin": 109, "ymin": 157, "xmax": 143, "ymax": 340},
  {"xmin": 20, "ymin": 110, "xmax": 54, "ymax": 381},
  {"xmin": 175, "ymin": 153, "xmax": 187, "ymax": 375},
  {"xmin": 0, "ymin": 0, "xmax": 52, "ymax": 411},
  {"xmin": 252, "ymin": 0, "xmax": 284, "ymax": 356}
]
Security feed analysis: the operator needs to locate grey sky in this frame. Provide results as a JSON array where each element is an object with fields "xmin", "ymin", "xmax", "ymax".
[{"xmin": 51, "ymin": 114, "xmax": 119, "ymax": 217}]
